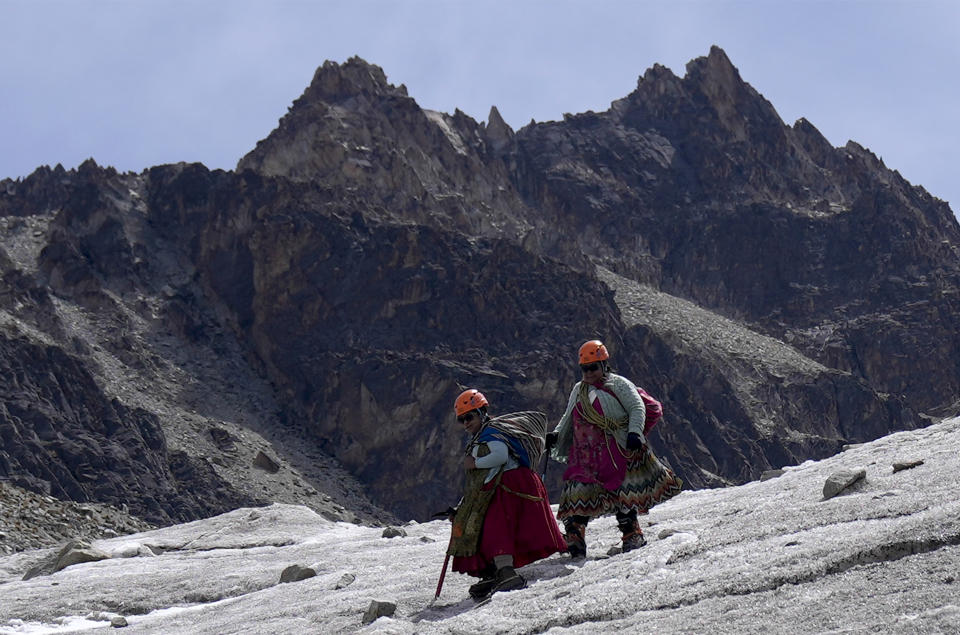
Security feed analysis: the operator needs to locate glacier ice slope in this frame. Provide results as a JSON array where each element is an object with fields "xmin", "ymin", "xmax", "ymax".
[{"xmin": 1, "ymin": 417, "xmax": 958, "ymax": 634}]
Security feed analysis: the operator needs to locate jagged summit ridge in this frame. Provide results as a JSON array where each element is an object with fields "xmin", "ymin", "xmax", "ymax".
[{"xmin": 236, "ymin": 55, "xmax": 538, "ymax": 249}]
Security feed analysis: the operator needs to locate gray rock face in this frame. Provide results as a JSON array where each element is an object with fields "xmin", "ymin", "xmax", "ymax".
[
  {"xmin": 1, "ymin": 47, "xmax": 958, "ymax": 528},
  {"xmin": 142, "ymin": 163, "xmax": 620, "ymax": 517},
  {"xmin": 0, "ymin": 330, "xmax": 257, "ymax": 526},
  {"xmin": 0, "ymin": 164, "xmax": 396, "ymax": 543}
]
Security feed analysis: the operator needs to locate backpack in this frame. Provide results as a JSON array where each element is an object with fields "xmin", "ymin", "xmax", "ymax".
[
  {"xmin": 637, "ymin": 388, "xmax": 663, "ymax": 434},
  {"xmin": 598, "ymin": 385, "xmax": 663, "ymax": 435},
  {"xmin": 480, "ymin": 411, "xmax": 548, "ymax": 468}
]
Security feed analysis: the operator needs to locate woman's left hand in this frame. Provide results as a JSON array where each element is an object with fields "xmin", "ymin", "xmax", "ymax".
[
  {"xmin": 464, "ymin": 456, "xmax": 477, "ymax": 470},
  {"xmin": 626, "ymin": 432, "xmax": 646, "ymax": 451}
]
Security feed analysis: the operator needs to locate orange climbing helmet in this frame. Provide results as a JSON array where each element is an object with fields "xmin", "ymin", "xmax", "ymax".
[
  {"xmin": 578, "ymin": 340, "xmax": 610, "ymax": 365},
  {"xmin": 454, "ymin": 389, "xmax": 489, "ymax": 417}
]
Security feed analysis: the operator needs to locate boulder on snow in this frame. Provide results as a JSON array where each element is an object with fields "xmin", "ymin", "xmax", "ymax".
[
  {"xmin": 381, "ymin": 526, "xmax": 406, "ymax": 538},
  {"xmin": 22, "ymin": 539, "xmax": 111, "ymax": 580},
  {"xmin": 760, "ymin": 469, "xmax": 785, "ymax": 481},
  {"xmin": 56, "ymin": 542, "xmax": 112, "ymax": 571},
  {"xmin": 892, "ymin": 459, "xmax": 924, "ymax": 473},
  {"xmin": 362, "ymin": 600, "xmax": 396, "ymax": 625},
  {"xmin": 335, "ymin": 573, "xmax": 356, "ymax": 589},
  {"xmin": 822, "ymin": 468, "xmax": 867, "ymax": 500},
  {"xmin": 280, "ymin": 564, "xmax": 317, "ymax": 583}
]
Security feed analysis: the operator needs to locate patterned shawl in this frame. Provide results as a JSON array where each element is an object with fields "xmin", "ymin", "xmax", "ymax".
[{"xmin": 481, "ymin": 411, "xmax": 548, "ymax": 470}]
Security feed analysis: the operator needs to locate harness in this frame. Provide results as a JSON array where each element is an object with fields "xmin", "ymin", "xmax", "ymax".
[
  {"xmin": 576, "ymin": 382, "xmax": 628, "ymax": 433},
  {"xmin": 575, "ymin": 381, "xmax": 636, "ymax": 468}
]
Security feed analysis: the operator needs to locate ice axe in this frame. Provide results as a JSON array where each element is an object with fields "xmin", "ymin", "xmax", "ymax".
[
  {"xmin": 435, "ymin": 552, "xmax": 450, "ymax": 599},
  {"xmin": 435, "ymin": 522, "xmax": 461, "ymax": 599},
  {"xmin": 432, "ymin": 504, "xmax": 458, "ymax": 599}
]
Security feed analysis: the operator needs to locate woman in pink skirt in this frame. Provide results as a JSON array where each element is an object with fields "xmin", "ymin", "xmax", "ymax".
[{"xmin": 548, "ymin": 340, "xmax": 683, "ymax": 557}]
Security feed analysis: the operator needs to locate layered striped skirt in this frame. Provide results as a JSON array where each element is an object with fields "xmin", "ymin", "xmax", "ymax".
[{"xmin": 557, "ymin": 413, "xmax": 682, "ymax": 520}]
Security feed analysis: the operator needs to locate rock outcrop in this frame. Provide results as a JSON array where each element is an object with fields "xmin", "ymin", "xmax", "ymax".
[
  {"xmin": 0, "ymin": 163, "xmax": 397, "ymax": 539},
  {"xmin": 0, "ymin": 480, "xmax": 153, "ymax": 554}
]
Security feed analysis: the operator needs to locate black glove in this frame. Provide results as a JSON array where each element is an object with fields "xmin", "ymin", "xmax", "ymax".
[
  {"xmin": 626, "ymin": 432, "xmax": 646, "ymax": 451},
  {"xmin": 545, "ymin": 431, "xmax": 558, "ymax": 449},
  {"xmin": 431, "ymin": 506, "xmax": 458, "ymax": 521}
]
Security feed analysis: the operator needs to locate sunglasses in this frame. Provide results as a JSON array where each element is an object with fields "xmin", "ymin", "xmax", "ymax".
[
  {"xmin": 580, "ymin": 363, "xmax": 602, "ymax": 373},
  {"xmin": 457, "ymin": 412, "xmax": 477, "ymax": 424}
]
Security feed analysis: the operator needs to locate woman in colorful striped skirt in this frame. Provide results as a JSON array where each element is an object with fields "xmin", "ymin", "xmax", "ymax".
[{"xmin": 547, "ymin": 340, "xmax": 683, "ymax": 557}]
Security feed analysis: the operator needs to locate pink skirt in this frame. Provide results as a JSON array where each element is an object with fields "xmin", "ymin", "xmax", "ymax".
[
  {"xmin": 558, "ymin": 402, "xmax": 682, "ymax": 520},
  {"xmin": 562, "ymin": 403, "xmax": 630, "ymax": 490}
]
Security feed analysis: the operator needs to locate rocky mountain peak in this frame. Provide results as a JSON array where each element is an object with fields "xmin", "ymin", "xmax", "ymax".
[
  {"xmin": 236, "ymin": 56, "xmax": 419, "ymax": 181},
  {"xmin": 301, "ymin": 57, "xmax": 407, "ymax": 105},
  {"xmin": 690, "ymin": 49, "xmax": 783, "ymax": 149},
  {"xmin": 484, "ymin": 105, "xmax": 515, "ymax": 154},
  {"xmin": 621, "ymin": 45, "xmax": 780, "ymax": 147},
  {"xmin": 632, "ymin": 62, "xmax": 684, "ymax": 101},
  {"xmin": 236, "ymin": 56, "xmax": 538, "ymax": 245},
  {"xmin": 684, "ymin": 44, "xmax": 742, "ymax": 93},
  {"xmin": 791, "ymin": 116, "xmax": 837, "ymax": 166}
]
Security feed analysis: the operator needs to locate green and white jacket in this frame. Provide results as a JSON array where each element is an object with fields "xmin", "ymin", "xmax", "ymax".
[{"xmin": 549, "ymin": 373, "xmax": 647, "ymax": 463}]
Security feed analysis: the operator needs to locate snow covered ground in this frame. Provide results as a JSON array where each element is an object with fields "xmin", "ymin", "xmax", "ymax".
[{"xmin": 2, "ymin": 417, "xmax": 959, "ymax": 634}]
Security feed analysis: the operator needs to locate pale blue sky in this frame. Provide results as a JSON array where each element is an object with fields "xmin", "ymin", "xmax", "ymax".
[{"xmin": 2, "ymin": 1, "xmax": 957, "ymax": 214}]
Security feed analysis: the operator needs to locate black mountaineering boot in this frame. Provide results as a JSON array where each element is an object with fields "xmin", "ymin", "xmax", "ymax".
[
  {"xmin": 490, "ymin": 565, "xmax": 526, "ymax": 594},
  {"xmin": 563, "ymin": 516, "xmax": 589, "ymax": 559},
  {"xmin": 468, "ymin": 564, "xmax": 497, "ymax": 600},
  {"xmin": 617, "ymin": 510, "xmax": 646, "ymax": 553}
]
